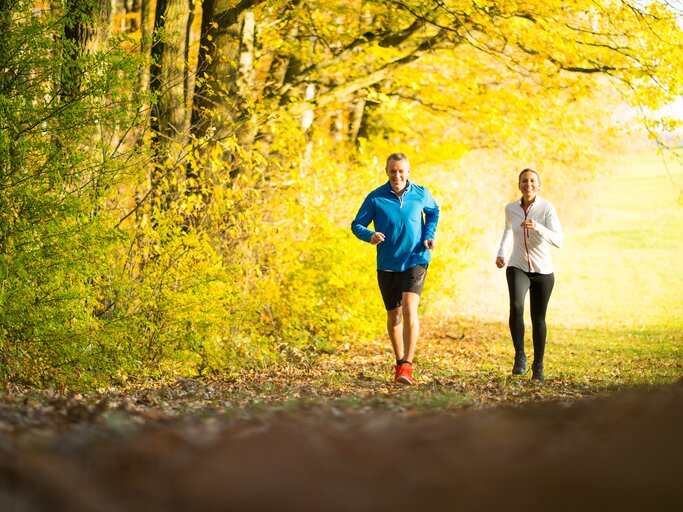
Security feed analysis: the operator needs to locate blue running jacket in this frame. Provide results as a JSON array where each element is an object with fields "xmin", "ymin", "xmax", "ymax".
[{"xmin": 351, "ymin": 181, "xmax": 440, "ymax": 272}]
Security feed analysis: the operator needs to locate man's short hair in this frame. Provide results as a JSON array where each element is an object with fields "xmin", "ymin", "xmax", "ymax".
[{"xmin": 386, "ymin": 153, "xmax": 410, "ymax": 170}]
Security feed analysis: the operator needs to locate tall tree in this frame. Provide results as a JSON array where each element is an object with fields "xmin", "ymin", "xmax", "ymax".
[
  {"xmin": 150, "ymin": 0, "xmax": 193, "ymax": 160},
  {"xmin": 130, "ymin": 0, "xmax": 679, "ymax": 175},
  {"xmin": 0, "ymin": 0, "xmax": 147, "ymax": 387},
  {"xmin": 149, "ymin": 0, "xmax": 194, "ymax": 206},
  {"xmin": 62, "ymin": 0, "xmax": 113, "ymax": 99},
  {"xmin": 192, "ymin": 0, "xmax": 263, "ymax": 166},
  {"xmin": 136, "ymin": 0, "xmax": 152, "ymax": 98}
]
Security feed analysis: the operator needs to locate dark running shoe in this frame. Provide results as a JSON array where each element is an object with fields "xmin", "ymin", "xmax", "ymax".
[
  {"xmin": 512, "ymin": 353, "xmax": 527, "ymax": 375},
  {"xmin": 531, "ymin": 362, "xmax": 544, "ymax": 382}
]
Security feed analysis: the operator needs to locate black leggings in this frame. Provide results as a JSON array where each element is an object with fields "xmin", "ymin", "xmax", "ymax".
[{"xmin": 505, "ymin": 266, "xmax": 555, "ymax": 363}]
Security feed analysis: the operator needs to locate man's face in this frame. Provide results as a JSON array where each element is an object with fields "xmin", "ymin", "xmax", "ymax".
[{"xmin": 386, "ymin": 159, "xmax": 410, "ymax": 194}]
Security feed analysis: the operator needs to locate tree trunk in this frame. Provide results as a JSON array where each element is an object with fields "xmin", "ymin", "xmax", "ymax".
[
  {"xmin": 125, "ymin": 0, "xmax": 142, "ymax": 32},
  {"xmin": 0, "ymin": 0, "xmax": 11, "ymax": 93},
  {"xmin": 349, "ymin": 96, "xmax": 367, "ymax": 145},
  {"xmin": 192, "ymin": 1, "xmax": 263, "ymax": 153},
  {"xmin": 62, "ymin": 0, "xmax": 113, "ymax": 99},
  {"xmin": 137, "ymin": 0, "xmax": 152, "ymax": 112},
  {"xmin": 255, "ymin": 1, "xmax": 302, "ymax": 164},
  {"xmin": 236, "ymin": 10, "xmax": 256, "ymax": 149},
  {"xmin": 149, "ymin": 0, "xmax": 193, "ymax": 199},
  {"xmin": 0, "ymin": 0, "xmax": 18, "ymax": 190}
]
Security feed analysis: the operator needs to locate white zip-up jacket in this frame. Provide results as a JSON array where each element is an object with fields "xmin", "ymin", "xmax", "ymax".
[{"xmin": 497, "ymin": 196, "xmax": 563, "ymax": 274}]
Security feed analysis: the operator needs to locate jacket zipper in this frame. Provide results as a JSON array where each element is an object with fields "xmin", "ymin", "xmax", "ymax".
[
  {"xmin": 521, "ymin": 202, "xmax": 531, "ymax": 272},
  {"xmin": 394, "ymin": 188, "xmax": 406, "ymax": 208}
]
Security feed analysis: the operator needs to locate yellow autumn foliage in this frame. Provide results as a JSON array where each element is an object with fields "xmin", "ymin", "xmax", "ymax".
[{"xmin": 2, "ymin": 0, "xmax": 682, "ymax": 389}]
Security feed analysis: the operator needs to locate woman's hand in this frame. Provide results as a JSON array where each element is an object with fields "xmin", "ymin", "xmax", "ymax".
[{"xmin": 496, "ymin": 256, "xmax": 506, "ymax": 268}]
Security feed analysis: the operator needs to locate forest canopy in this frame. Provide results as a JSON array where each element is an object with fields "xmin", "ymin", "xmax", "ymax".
[{"xmin": 1, "ymin": 0, "xmax": 681, "ymax": 389}]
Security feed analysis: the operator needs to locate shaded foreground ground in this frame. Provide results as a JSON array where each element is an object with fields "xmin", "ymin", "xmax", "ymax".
[
  {"xmin": 1, "ymin": 380, "xmax": 681, "ymax": 512},
  {"xmin": 1, "ymin": 316, "xmax": 682, "ymax": 512}
]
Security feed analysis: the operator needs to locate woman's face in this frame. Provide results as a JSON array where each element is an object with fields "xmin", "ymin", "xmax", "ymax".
[{"xmin": 518, "ymin": 171, "xmax": 540, "ymax": 203}]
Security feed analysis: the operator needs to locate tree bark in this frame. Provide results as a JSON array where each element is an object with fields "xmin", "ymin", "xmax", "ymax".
[
  {"xmin": 349, "ymin": 96, "xmax": 367, "ymax": 145},
  {"xmin": 0, "ymin": 0, "xmax": 11, "ymax": 93},
  {"xmin": 149, "ymin": 0, "xmax": 193, "ymax": 185},
  {"xmin": 192, "ymin": 0, "xmax": 263, "ymax": 143},
  {"xmin": 62, "ymin": 0, "xmax": 113, "ymax": 99},
  {"xmin": 137, "ymin": 0, "xmax": 152, "ymax": 107}
]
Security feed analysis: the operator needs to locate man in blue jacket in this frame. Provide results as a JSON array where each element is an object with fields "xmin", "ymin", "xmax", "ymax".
[{"xmin": 351, "ymin": 153, "xmax": 440, "ymax": 385}]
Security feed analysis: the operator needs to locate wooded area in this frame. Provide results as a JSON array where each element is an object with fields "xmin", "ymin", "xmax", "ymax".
[{"xmin": 1, "ymin": 0, "xmax": 682, "ymax": 389}]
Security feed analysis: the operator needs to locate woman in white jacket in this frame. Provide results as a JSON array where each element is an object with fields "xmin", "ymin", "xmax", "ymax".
[{"xmin": 496, "ymin": 169, "xmax": 563, "ymax": 382}]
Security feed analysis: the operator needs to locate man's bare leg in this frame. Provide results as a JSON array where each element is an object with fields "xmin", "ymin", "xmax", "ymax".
[
  {"xmin": 401, "ymin": 292, "xmax": 421, "ymax": 363},
  {"xmin": 386, "ymin": 306, "xmax": 404, "ymax": 361}
]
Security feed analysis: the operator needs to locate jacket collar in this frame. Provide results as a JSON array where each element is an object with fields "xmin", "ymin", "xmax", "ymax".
[{"xmin": 386, "ymin": 180, "xmax": 411, "ymax": 196}]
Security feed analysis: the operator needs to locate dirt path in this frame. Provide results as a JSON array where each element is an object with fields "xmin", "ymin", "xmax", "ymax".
[{"xmin": 1, "ymin": 380, "xmax": 681, "ymax": 512}]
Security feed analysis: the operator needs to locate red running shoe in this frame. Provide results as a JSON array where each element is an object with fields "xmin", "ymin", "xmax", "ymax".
[
  {"xmin": 393, "ymin": 364, "xmax": 402, "ymax": 384},
  {"xmin": 396, "ymin": 362, "xmax": 413, "ymax": 385}
]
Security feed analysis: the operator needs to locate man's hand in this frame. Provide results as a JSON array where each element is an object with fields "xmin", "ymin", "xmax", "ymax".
[
  {"xmin": 424, "ymin": 239, "xmax": 436, "ymax": 250},
  {"xmin": 495, "ymin": 256, "xmax": 506, "ymax": 268},
  {"xmin": 370, "ymin": 232, "xmax": 385, "ymax": 245}
]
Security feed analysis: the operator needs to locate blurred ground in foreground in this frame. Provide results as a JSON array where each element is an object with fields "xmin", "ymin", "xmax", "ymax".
[{"xmin": 1, "ymin": 380, "xmax": 681, "ymax": 512}]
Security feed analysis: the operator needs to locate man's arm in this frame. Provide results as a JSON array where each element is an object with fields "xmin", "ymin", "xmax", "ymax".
[
  {"xmin": 351, "ymin": 196, "xmax": 376, "ymax": 243},
  {"xmin": 423, "ymin": 190, "xmax": 439, "ymax": 241}
]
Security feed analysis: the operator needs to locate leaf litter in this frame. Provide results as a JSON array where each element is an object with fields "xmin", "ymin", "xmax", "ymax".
[{"xmin": 0, "ymin": 317, "xmax": 681, "ymax": 511}]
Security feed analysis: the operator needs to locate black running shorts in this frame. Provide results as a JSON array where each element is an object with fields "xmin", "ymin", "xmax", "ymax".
[{"xmin": 377, "ymin": 264, "xmax": 428, "ymax": 311}]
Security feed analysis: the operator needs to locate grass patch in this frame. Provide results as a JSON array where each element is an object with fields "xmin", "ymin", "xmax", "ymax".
[
  {"xmin": 223, "ymin": 316, "xmax": 679, "ymax": 414},
  {"xmin": 551, "ymin": 151, "xmax": 683, "ymax": 329}
]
